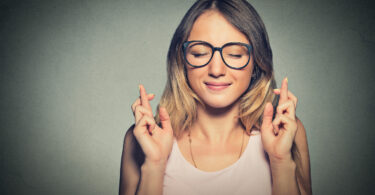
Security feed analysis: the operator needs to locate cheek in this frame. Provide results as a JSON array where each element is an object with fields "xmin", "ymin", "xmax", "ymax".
[
  {"xmin": 186, "ymin": 72, "xmax": 199, "ymax": 94},
  {"xmin": 186, "ymin": 69, "xmax": 204, "ymax": 88},
  {"xmin": 234, "ymin": 67, "xmax": 253, "ymax": 88},
  {"xmin": 238, "ymin": 74, "xmax": 252, "ymax": 91},
  {"xmin": 186, "ymin": 70, "xmax": 194, "ymax": 87}
]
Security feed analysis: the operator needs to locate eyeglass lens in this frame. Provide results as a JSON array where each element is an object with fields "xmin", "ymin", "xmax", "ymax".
[{"xmin": 185, "ymin": 42, "xmax": 250, "ymax": 68}]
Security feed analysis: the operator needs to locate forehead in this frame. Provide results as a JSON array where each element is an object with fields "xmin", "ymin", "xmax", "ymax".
[{"xmin": 188, "ymin": 10, "xmax": 249, "ymax": 46}]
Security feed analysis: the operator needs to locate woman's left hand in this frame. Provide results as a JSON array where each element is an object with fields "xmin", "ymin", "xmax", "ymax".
[{"xmin": 261, "ymin": 77, "xmax": 298, "ymax": 162}]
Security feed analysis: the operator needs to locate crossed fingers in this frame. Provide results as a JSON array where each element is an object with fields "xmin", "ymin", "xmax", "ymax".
[
  {"xmin": 272, "ymin": 77, "xmax": 298, "ymax": 134},
  {"xmin": 273, "ymin": 87, "xmax": 298, "ymax": 109},
  {"xmin": 131, "ymin": 92, "xmax": 154, "ymax": 124},
  {"xmin": 131, "ymin": 85, "xmax": 155, "ymax": 134}
]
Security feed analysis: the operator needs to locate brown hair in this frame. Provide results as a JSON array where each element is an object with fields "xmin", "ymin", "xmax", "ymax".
[
  {"xmin": 156, "ymin": 0, "xmax": 310, "ymax": 193},
  {"xmin": 156, "ymin": 0, "xmax": 276, "ymax": 135}
]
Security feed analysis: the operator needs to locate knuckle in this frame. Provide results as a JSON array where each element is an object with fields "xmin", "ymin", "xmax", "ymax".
[
  {"xmin": 140, "ymin": 113, "xmax": 150, "ymax": 121},
  {"xmin": 144, "ymin": 115, "xmax": 152, "ymax": 121},
  {"xmin": 291, "ymin": 123, "xmax": 298, "ymax": 132},
  {"xmin": 134, "ymin": 105, "xmax": 140, "ymax": 113},
  {"xmin": 138, "ymin": 116, "xmax": 150, "ymax": 127},
  {"xmin": 131, "ymin": 104, "xmax": 136, "ymax": 111},
  {"xmin": 286, "ymin": 100, "xmax": 295, "ymax": 109},
  {"xmin": 276, "ymin": 106, "xmax": 282, "ymax": 113},
  {"xmin": 136, "ymin": 115, "xmax": 144, "ymax": 124},
  {"xmin": 135, "ymin": 105, "xmax": 147, "ymax": 114},
  {"xmin": 150, "ymin": 117, "xmax": 156, "ymax": 124},
  {"xmin": 131, "ymin": 100, "xmax": 139, "ymax": 111}
]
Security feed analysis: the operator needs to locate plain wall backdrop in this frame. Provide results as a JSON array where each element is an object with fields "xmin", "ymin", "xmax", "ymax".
[{"xmin": 1, "ymin": 0, "xmax": 374, "ymax": 194}]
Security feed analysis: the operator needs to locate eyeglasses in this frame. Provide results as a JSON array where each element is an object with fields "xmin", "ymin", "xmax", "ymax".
[{"xmin": 182, "ymin": 40, "xmax": 252, "ymax": 70}]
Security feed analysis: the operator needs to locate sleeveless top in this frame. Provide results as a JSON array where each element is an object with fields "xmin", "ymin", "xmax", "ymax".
[{"xmin": 163, "ymin": 132, "xmax": 272, "ymax": 195}]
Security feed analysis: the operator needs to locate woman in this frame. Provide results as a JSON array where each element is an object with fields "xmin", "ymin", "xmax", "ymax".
[{"xmin": 120, "ymin": 0, "xmax": 311, "ymax": 195}]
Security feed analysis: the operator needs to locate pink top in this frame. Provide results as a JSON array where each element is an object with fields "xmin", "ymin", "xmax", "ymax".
[{"xmin": 163, "ymin": 132, "xmax": 272, "ymax": 195}]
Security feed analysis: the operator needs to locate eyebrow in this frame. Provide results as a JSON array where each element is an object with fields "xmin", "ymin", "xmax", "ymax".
[{"xmin": 186, "ymin": 40, "xmax": 251, "ymax": 47}]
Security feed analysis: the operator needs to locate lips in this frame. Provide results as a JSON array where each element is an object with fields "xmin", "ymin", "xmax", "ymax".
[{"xmin": 204, "ymin": 81, "xmax": 231, "ymax": 91}]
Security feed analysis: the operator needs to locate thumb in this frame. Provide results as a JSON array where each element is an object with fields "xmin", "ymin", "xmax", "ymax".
[
  {"xmin": 261, "ymin": 102, "xmax": 275, "ymax": 137},
  {"xmin": 159, "ymin": 107, "xmax": 173, "ymax": 133}
]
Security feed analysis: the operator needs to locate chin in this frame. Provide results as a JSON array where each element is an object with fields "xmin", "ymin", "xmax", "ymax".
[{"xmin": 201, "ymin": 96, "xmax": 240, "ymax": 110}]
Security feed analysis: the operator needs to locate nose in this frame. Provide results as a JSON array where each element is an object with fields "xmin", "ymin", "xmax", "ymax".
[{"xmin": 208, "ymin": 51, "xmax": 226, "ymax": 78}]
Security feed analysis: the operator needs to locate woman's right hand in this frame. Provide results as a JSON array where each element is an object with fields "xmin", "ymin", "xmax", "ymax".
[{"xmin": 131, "ymin": 84, "xmax": 174, "ymax": 168}]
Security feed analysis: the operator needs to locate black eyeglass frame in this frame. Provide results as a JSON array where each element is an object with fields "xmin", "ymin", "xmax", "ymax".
[{"xmin": 182, "ymin": 40, "xmax": 252, "ymax": 70}]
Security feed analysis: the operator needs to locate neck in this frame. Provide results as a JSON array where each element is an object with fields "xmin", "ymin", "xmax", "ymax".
[{"xmin": 190, "ymin": 101, "xmax": 244, "ymax": 144}]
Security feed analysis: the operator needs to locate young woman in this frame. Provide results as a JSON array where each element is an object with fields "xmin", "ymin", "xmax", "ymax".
[{"xmin": 119, "ymin": 0, "xmax": 311, "ymax": 195}]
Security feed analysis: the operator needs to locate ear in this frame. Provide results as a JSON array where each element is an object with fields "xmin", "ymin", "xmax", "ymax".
[{"xmin": 249, "ymin": 64, "xmax": 261, "ymax": 88}]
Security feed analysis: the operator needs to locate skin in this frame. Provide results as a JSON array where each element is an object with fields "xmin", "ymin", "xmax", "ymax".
[
  {"xmin": 177, "ymin": 11, "xmax": 254, "ymax": 172},
  {"xmin": 185, "ymin": 12, "xmax": 253, "ymax": 109},
  {"xmin": 119, "ymin": 10, "xmax": 311, "ymax": 195}
]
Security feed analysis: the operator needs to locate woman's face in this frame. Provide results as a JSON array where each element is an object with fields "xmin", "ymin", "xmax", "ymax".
[{"xmin": 186, "ymin": 10, "xmax": 254, "ymax": 109}]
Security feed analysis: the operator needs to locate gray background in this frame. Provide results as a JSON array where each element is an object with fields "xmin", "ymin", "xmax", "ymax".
[{"xmin": 1, "ymin": 0, "xmax": 374, "ymax": 194}]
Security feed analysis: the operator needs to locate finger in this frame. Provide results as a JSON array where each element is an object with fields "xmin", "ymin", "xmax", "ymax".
[
  {"xmin": 287, "ymin": 90, "xmax": 297, "ymax": 108},
  {"xmin": 272, "ymin": 114, "xmax": 296, "ymax": 133},
  {"xmin": 261, "ymin": 102, "xmax": 275, "ymax": 137},
  {"xmin": 134, "ymin": 115, "xmax": 155, "ymax": 135},
  {"xmin": 134, "ymin": 105, "xmax": 154, "ymax": 124},
  {"xmin": 139, "ymin": 84, "xmax": 152, "ymax": 111},
  {"xmin": 276, "ymin": 100, "xmax": 296, "ymax": 120},
  {"xmin": 136, "ymin": 115, "xmax": 156, "ymax": 135},
  {"xmin": 272, "ymin": 113, "xmax": 294, "ymax": 135},
  {"xmin": 131, "ymin": 94, "xmax": 155, "ymax": 114},
  {"xmin": 279, "ymin": 77, "xmax": 288, "ymax": 103},
  {"xmin": 272, "ymin": 115, "xmax": 280, "ymax": 135},
  {"xmin": 273, "ymin": 89, "xmax": 297, "ymax": 108},
  {"xmin": 133, "ymin": 116, "xmax": 157, "ymax": 150},
  {"xmin": 159, "ymin": 107, "xmax": 173, "ymax": 134}
]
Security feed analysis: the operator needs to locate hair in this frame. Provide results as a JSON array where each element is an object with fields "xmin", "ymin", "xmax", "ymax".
[
  {"xmin": 156, "ymin": 0, "xmax": 276, "ymax": 135},
  {"xmin": 155, "ymin": 0, "xmax": 310, "ymax": 193}
]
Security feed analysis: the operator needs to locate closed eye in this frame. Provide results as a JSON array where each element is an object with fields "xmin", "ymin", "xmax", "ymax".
[
  {"xmin": 228, "ymin": 54, "xmax": 243, "ymax": 58},
  {"xmin": 192, "ymin": 52, "xmax": 209, "ymax": 57}
]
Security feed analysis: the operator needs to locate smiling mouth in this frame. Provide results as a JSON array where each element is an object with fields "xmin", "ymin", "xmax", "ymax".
[{"xmin": 204, "ymin": 82, "xmax": 231, "ymax": 91}]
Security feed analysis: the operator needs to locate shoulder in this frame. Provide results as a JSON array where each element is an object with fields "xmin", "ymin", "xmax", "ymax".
[
  {"xmin": 294, "ymin": 117, "xmax": 312, "ymax": 195},
  {"xmin": 296, "ymin": 116, "xmax": 305, "ymax": 131},
  {"xmin": 124, "ymin": 124, "xmax": 136, "ymax": 146},
  {"xmin": 123, "ymin": 124, "xmax": 145, "ymax": 167},
  {"xmin": 294, "ymin": 116, "xmax": 309, "ymax": 152},
  {"xmin": 119, "ymin": 124, "xmax": 144, "ymax": 194},
  {"xmin": 124, "ymin": 124, "xmax": 135, "ymax": 142},
  {"xmin": 295, "ymin": 116, "xmax": 307, "ymax": 141}
]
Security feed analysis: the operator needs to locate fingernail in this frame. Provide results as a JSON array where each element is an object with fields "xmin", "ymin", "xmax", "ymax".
[
  {"xmin": 138, "ymin": 84, "xmax": 141, "ymax": 90},
  {"xmin": 273, "ymin": 89, "xmax": 280, "ymax": 93},
  {"xmin": 285, "ymin": 77, "xmax": 288, "ymax": 83}
]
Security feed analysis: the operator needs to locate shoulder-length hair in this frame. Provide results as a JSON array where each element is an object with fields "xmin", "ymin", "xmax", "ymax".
[
  {"xmin": 156, "ymin": 0, "xmax": 277, "ymax": 137},
  {"xmin": 155, "ymin": 1, "xmax": 311, "ymax": 193}
]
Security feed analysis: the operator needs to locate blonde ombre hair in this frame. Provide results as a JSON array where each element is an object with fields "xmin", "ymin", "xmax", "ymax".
[
  {"xmin": 155, "ymin": 1, "xmax": 311, "ymax": 193},
  {"xmin": 155, "ymin": 0, "xmax": 277, "ymax": 137}
]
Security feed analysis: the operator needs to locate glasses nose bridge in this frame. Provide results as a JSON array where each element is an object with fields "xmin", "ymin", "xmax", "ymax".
[
  {"xmin": 208, "ymin": 46, "xmax": 227, "ymax": 74},
  {"xmin": 211, "ymin": 46, "xmax": 224, "ymax": 61},
  {"xmin": 212, "ymin": 46, "xmax": 223, "ymax": 55}
]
